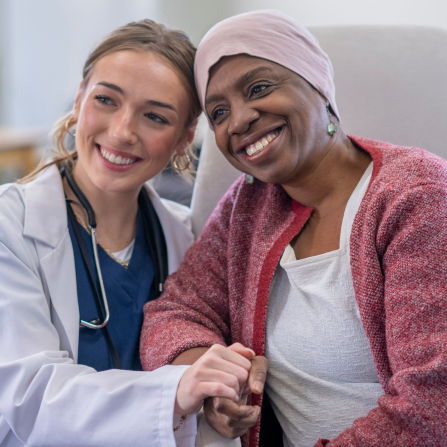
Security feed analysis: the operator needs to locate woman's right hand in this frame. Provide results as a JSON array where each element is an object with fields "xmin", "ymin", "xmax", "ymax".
[{"xmin": 174, "ymin": 343, "xmax": 254, "ymax": 415}]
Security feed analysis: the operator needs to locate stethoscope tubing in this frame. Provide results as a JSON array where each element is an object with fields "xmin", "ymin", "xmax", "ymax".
[
  {"xmin": 81, "ymin": 227, "xmax": 110, "ymax": 329},
  {"xmin": 63, "ymin": 164, "xmax": 110, "ymax": 329}
]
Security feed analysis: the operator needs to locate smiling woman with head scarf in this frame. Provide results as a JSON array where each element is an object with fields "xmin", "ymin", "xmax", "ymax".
[{"xmin": 141, "ymin": 10, "xmax": 447, "ymax": 447}]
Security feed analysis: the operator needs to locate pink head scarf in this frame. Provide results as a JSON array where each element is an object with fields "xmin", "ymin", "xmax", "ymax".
[{"xmin": 195, "ymin": 9, "xmax": 339, "ymax": 123}]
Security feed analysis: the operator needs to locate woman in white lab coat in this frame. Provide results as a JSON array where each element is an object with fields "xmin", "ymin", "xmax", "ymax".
[{"xmin": 0, "ymin": 20, "xmax": 253, "ymax": 447}]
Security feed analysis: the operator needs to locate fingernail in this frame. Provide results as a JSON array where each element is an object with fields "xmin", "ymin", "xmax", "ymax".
[
  {"xmin": 253, "ymin": 381, "xmax": 263, "ymax": 393},
  {"xmin": 247, "ymin": 348, "xmax": 255, "ymax": 357}
]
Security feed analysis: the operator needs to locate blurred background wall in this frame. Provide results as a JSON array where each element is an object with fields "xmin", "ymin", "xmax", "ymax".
[
  {"xmin": 0, "ymin": 0, "xmax": 446, "ymax": 193},
  {"xmin": 1, "ymin": 0, "xmax": 446, "ymax": 130}
]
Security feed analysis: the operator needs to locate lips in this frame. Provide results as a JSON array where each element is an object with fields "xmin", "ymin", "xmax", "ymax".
[
  {"xmin": 96, "ymin": 144, "xmax": 140, "ymax": 166},
  {"xmin": 245, "ymin": 128, "xmax": 282, "ymax": 156}
]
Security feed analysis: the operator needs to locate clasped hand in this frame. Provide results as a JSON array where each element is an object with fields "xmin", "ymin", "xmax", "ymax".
[{"xmin": 175, "ymin": 343, "xmax": 268, "ymax": 439}]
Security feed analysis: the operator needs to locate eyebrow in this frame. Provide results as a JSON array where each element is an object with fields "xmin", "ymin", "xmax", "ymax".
[
  {"xmin": 205, "ymin": 66, "xmax": 274, "ymax": 107},
  {"xmin": 147, "ymin": 99, "xmax": 176, "ymax": 112},
  {"xmin": 95, "ymin": 82, "xmax": 123, "ymax": 93},
  {"xmin": 95, "ymin": 82, "xmax": 177, "ymax": 112}
]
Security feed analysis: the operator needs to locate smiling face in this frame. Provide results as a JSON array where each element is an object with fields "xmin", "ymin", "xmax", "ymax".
[
  {"xmin": 205, "ymin": 55, "xmax": 333, "ymax": 186},
  {"xmin": 71, "ymin": 49, "xmax": 195, "ymax": 195}
]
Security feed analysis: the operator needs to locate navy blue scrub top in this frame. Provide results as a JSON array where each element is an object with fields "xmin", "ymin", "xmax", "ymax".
[{"xmin": 67, "ymin": 210, "xmax": 155, "ymax": 371}]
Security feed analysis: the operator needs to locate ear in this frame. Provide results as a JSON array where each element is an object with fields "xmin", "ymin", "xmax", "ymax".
[
  {"xmin": 71, "ymin": 80, "xmax": 85, "ymax": 122},
  {"xmin": 175, "ymin": 118, "xmax": 198, "ymax": 156}
]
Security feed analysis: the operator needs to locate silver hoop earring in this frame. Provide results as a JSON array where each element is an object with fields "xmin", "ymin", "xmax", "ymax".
[
  {"xmin": 172, "ymin": 153, "xmax": 191, "ymax": 171},
  {"xmin": 65, "ymin": 117, "xmax": 76, "ymax": 137},
  {"xmin": 326, "ymin": 103, "xmax": 337, "ymax": 136}
]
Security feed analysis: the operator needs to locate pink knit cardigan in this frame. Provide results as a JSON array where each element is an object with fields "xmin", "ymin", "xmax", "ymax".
[{"xmin": 141, "ymin": 136, "xmax": 447, "ymax": 446}]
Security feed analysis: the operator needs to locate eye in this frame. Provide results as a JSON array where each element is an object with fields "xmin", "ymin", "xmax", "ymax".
[
  {"xmin": 94, "ymin": 95, "xmax": 115, "ymax": 106},
  {"xmin": 145, "ymin": 112, "xmax": 167, "ymax": 124},
  {"xmin": 211, "ymin": 108, "xmax": 226, "ymax": 123},
  {"xmin": 249, "ymin": 83, "xmax": 271, "ymax": 97}
]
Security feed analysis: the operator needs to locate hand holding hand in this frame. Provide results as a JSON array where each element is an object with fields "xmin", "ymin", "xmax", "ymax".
[
  {"xmin": 203, "ymin": 347, "xmax": 269, "ymax": 439},
  {"xmin": 174, "ymin": 343, "xmax": 254, "ymax": 415}
]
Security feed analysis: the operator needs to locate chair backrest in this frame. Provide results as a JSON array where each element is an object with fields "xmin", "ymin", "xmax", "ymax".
[{"xmin": 190, "ymin": 25, "xmax": 447, "ymax": 237}]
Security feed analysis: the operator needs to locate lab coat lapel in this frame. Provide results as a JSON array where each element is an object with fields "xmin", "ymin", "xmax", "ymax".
[
  {"xmin": 23, "ymin": 165, "xmax": 80, "ymax": 361},
  {"xmin": 144, "ymin": 183, "xmax": 194, "ymax": 274}
]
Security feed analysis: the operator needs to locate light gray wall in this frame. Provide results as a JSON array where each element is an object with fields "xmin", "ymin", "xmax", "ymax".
[
  {"xmin": 156, "ymin": 0, "xmax": 447, "ymax": 45},
  {"xmin": 1, "ymin": 0, "xmax": 160, "ymax": 129},
  {"xmin": 1, "ymin": 0, "xmax": 446, "ymax": 130}
]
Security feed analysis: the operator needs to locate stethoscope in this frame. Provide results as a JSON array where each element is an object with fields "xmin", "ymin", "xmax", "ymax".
[
  {"xmin": 63, "ymin": 164, "xmax": 110, "ymax": 329},
  {"xmin": 60, "ymin": 162, "xmax": 168, "ymax": 367}
]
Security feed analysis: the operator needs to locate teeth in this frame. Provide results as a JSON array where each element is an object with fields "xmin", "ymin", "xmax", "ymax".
[
  {"xmin": 245, "ymin": 129, "xmax": 280, "ymax": 156},
  {"xmin": 99, "ymin": 147, "xmax": 137, "ymax": 165}
]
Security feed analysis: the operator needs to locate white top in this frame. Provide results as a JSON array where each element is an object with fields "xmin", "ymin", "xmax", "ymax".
[
  {"xmin": 112, "ymin": 238, "xmax": 135, "ymax": 263},
  {"xmin": 265, "ymin": 163, "xmax": 383, "ymax": 447}
]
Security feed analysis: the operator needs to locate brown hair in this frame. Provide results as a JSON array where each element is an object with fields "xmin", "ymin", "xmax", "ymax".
[{"xmin": 21, "ymin": 19, "xmax": 201, "ymax": 183}]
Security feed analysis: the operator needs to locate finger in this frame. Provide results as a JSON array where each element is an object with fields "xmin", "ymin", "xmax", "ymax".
[
  {"xmin": 192, "ymin": 368, "xmax": 242, "ymax": 396},
  {"xmin": 248, "ymin": 356, "xmax": 269, "ymax": 394},
  {"xmin": 198, "ymin": 381, "xmax": 241, "ymax": 402},
  {"xmin": 228, "ymin": 342, "xmax": 256, "ymax": 359},
  {"xmin": 227, "ymin": 406, "xmax": 260, "ymax": 429},
  {"xmin": 204, "ymin": 399, "xmax": 260, "ymax": 439},
  {"xmin": 208, "ymin": 344, "xmax": 252, "ymax": 371},
  {"xmin": 210, "ymin": 396, "xmax": 254, "ymax": 420},
  {"xmin": 197, "ymin": 355, "xmax": 249, "ymax": 387}
]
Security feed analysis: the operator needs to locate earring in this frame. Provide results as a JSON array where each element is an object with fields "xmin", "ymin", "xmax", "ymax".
[
  {"xmin": 326, "ymin": 103, "xmax": 337, "ymax": 136},
  {"xmin": 172, "ymin": 153, "xmax": 191, "ymax": 171},
  {"xmin": 65, "ymin": 117, "xmax": 76, "ymax": 137},
  {"xmin": 244, "ymin": 174, "xmax": 254, "ymax": 184}
]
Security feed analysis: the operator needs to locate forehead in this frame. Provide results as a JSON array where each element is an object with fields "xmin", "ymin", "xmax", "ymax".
[
  {"xmin": 208, "ymin": 55, "xmax": 291, "ymax": 94},
  {"xmin": 206, "ymin": 54, "xmax": 297, "ymax": 105},
  {"xmin": 87, "ymin": 50, "xmax": 189, "ymax": 103}
]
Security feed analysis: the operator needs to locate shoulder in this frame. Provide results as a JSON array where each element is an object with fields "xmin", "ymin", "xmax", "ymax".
[
  {"xmin": 0, "ymin": 182, "xmax": 26, "ymax": 240},
  {"xmin": 160, "ymin": 198, "xmax": 192, "ymax": 232},
  {"xmin": 351, "ymin": 137, "xmax": 447, "ymax": 252},
  {"xmin": 144, "ymin": 182, "xmax": 194, "ymax": 245},
  {"xmin": 0, "ymin": 164, "xmax": 66, "ymax": 251},
  {"xmin": 352, "ymin": 136, "xmax": 447, "ymax": 192}
]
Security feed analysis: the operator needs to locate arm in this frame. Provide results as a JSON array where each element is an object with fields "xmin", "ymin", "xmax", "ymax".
[
  {"xmin": 141, "ymin": 179, "xmax": 269, "ymax": 438},
  {"xmin": 0, "ymin": 234, "xmax": 190, "ymax": 447},
  {"xmin": 140, "ymin": 181, "xmax": 241, "ymax": 370},
  {"xmin": 0, "ymin": 209, "xmax": 256, "ymax": 447},
  {"xmin": 315, "ymin": 183, "xmax": 447, "ymax": 446}
]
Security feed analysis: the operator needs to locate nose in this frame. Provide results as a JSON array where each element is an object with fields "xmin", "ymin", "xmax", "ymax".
[
  {"xmin": 110, "ymin": 109, "xmax": 138, "ymax": 145},
  {"xmin": 227, "ymin": 102, "xmax": 260, "ymax": 136}
]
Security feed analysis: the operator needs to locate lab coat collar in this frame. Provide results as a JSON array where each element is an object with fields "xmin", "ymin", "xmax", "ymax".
[
  {"xmin": 23, "ymin": 164, "xmax": 67, "ymax": 248},
  {"xmin": 22, "ymin": 164, "xmax": 192, "ymax": 269},
  {"xmin": 143, "ymin": 182, "xmax": 194, "ymax": 275}
]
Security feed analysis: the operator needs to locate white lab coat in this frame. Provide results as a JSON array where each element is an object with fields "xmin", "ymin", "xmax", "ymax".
[{"xmin": 0, "ymin": 165, "xmax": 196, "ymax": 447}]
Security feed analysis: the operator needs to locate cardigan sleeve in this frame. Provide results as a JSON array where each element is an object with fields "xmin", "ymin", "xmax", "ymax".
[
  {"xmin": 315, "ymin": 182, "xmax": 447, "ymax": 446},
  {"xmin": 140, "ymin": 181, "xmax": 240, "ymax": 371}
]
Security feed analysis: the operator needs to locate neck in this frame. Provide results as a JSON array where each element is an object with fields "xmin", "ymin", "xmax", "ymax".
[
  {"xmin": 282, "ymin": 133, "xmax": 372, "ymax": 217},
  {"xmin": 65, "ymin": 162, "xmax": 139, "ymax": 252}
]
